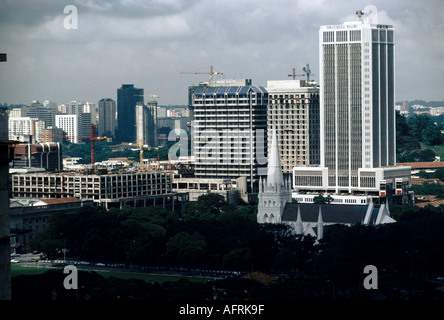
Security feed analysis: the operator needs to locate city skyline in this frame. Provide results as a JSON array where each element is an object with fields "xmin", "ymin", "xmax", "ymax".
[{"xmin": 1, "ymin": 0, "xmax": 444, "ymax": 106}]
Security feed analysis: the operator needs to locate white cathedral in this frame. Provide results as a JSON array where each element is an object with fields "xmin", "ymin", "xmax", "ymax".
[{"xmin": 257, "ymin": 129, "xmax": 396, "ymax": 240}]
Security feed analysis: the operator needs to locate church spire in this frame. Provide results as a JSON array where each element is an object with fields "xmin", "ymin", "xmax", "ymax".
[
  {"xmin": 267, "ymin": 127, "xmax": 283, "ymax": 188},
  {"xmin": 317, "ymin": 206, "xmax": 324, "ymax": 240}
]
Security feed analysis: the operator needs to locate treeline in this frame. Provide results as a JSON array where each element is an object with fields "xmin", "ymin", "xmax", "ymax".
[
  {"xmin": 397, "ymin": 112, "xmax": 443, "ymax": 162},
  {"xmin": 30, "ymin": 194, "xmax": 307, "ymax": 272},
  {"xmin": 22, "ymin": 194, "xmax": 444, "ymax": 300}
]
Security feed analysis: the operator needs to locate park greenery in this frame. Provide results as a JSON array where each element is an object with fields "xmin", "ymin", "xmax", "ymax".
[
  {"xmin": 396, "ymin": 112, "xmax": 444, "ymax": 163},
  {"xmin": 13, "ymin": 193, "xmax": 444, "ymax": 300}
]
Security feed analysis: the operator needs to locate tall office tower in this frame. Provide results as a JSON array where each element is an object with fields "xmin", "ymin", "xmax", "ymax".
[
  {"xmin": 190, "ymin": 79, "xmax": 268, "ymax": 192},
  {"xmin": 266, "ymin": 80, "xmax": 320, "ymax": 173},
  {"xmin": 56, "ymin": 115, "xmax": 78, "ymax": 143},
  {"xmin": 117, "ymin": 84, "xmax": 144, "ymax": 142},
  {"xmin": 136, "ymin": 102, "xmax": 157, "ymax": 148},
  {"xmin": 293, "ymin": 15, "xmax": 411, "ymax": 196},
  {"xmin": 98, "ymin": 98, "xmax": 117, "ymax": 138}
]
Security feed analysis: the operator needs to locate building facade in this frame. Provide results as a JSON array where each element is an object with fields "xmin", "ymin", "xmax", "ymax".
[
  {"xmin": 136, "ymin": 101, "xmax": 157, "ymax": 148},
  {"xmin": 98, "ymin": 98, "xmax": 117, "ymax": 138},
  {"xmin": 293, "ymin": 17, "xmax": 411, "ymax": 196},
  {"xmin": 8, "ymin": 117, "xmax": 45, "ymax": 143},
  {"xmin": 190, "ymin": 79, "xmax": 268, "ymax": 192},
  {"xmin": 117, "ymin": 84, "xmax": 144, "ymax": 142},
  {"xmin": 10, "ymin": 143, "xmax": 63, "ymax": 171},
  {"xmin": 10, "ymin": 169, "xmax": 187, "ymax": 212},
  {"xmin": 65, "ymin": 101, "xmax": 92, "ymax": 139},
  {"xmin": 56, "ymin": 114, "xmax": 78, "ymax": 143},
  {"xmin": 21, "ymin": 101, "xmax": 57, "ymax": 128},
  {"xmin": 266, "ymin": 80, "xmax": 320, "ymax": 173}
]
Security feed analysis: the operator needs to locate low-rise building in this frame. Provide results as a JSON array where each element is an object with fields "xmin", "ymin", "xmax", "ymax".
[
  {"xmin": 10, "ymin": 197, "xmax": 90, "ymax": 252},
  {"xmin": 10, "ymin": 168, "xmax": 188, "ymax": 212}
]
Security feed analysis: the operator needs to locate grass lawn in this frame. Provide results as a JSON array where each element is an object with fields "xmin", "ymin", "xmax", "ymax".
[
  {"xmin": 10, "ymin": 264, "xmax": 215, "ymax": 283},
  {"xmin": 420, "ymin": 142, "xmax": 444, "ymax": 160}
]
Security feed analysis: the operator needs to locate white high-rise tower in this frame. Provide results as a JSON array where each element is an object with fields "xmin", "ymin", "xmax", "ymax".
[{"xmin": 293, "ymin": 10, "xmax": 411, "ymax": 196}]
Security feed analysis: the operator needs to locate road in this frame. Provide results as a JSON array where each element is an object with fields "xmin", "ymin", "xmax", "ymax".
[{"xmin": 10, "ymin": 252, "xmax": 243, "ymax": 279}]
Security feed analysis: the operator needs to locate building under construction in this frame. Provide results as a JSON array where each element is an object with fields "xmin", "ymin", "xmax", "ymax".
[{"xmin": 10, "ymin": 168, "xmax": 188, "ymax": 213}]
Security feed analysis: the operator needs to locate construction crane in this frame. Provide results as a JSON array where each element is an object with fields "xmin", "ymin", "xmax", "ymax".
[
  {"xmin": 288, "ymin": 64, "xmax": 315, "ymax": 84},
  {"xmin": 134, "ymin": 94, "xmax": 160, "ymax": 103},
  {"xmin": 89, "ymin": 124, "xmax": 108, "ymax": 167},
  {"xmin": 180, "ymin": 65, "xmax": 223, "ymax": 81},
  {"xmin": 288, "ymin": 68, "xmax": 305, "ymax": 80},
  {"xmin": 57, "ymin": 124, "xmax": 108, "ymax": 167}
]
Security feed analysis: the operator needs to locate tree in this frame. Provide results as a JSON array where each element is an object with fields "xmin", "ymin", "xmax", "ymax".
[
  {"xmin": 223, "ymin": 247, "xmax": 252, "ymax": 270},
  {"xmin": 165, "ymin": 231, "xmax": 207, "ymax": 266},
  {"xmin": 313, "ymin": 194, "xmax": 333, "ymax": 204},
  {"xmin": 407, "ymin": 114, "xmax": 442, "ymax": 146},
  {"xmin": 422, "ymin": 125, "xmax": 442, "ymax": 145},
  {"xmin": 182, "ymin": 193, "xmax": 228, "ymax": 221}
]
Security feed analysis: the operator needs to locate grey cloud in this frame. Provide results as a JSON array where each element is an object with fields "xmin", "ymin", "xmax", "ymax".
[{"xmin": 0, "ymin": 0, "xmax": 443, "ymax": 106}]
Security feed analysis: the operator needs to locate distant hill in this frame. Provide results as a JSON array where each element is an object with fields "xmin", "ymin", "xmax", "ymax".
[{"xmin": 397, "ymin": 100, "xmax": 444, "ymax": 108}]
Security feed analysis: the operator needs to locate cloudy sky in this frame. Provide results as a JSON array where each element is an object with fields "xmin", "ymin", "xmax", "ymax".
[{"xmin": 0, "ymin": 0, "xmax": 443, "ymax": 106}]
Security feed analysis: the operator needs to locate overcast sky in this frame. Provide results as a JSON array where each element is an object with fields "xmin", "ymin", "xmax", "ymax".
[{"xmin": 0, "ymin": 0, "xmax": 443, "ymax": 106}]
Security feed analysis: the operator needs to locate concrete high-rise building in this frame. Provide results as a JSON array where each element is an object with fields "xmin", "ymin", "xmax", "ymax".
[
  {"xmin": 190, "ymin": 79, "xmax": 268, "ymax": 192},
  {"xmin": 136, "ymin": 101, "xmax": 157, "ymax": 148},
  {"xmin": 98, "ymin": 98, "xmax": 117, "ymax": 138},
  {"xmin": 293, "ymin": 15, "xmax": 411, "ymax": 198},
  {"xmin": 117, "ymin": 84, "xmax": 144, "ymax": 142},
  {"xmin": 266, "ymin": 80, "xmax": 320, "ymax": 173}
]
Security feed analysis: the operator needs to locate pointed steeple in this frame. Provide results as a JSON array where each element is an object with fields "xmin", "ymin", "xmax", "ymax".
[
  {"xmin": 295, "ymin": 205, "xmax": 303, "ymax": 234},
  {"xmin": 259, "ymin": 176, "xmax": 263, "ymax": 194},
  {"xmin": 267, "ymin": 127, "xmax": 283, "ymax": 188},
  {"xmin": 317, "ymin": 205, "xmax": 324, "ymax": 240}
]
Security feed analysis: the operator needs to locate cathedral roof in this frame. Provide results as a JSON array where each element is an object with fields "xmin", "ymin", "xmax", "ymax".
[{"xmin": 282, "ymin": 203, "xmax": 369, "ymax": 224}]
